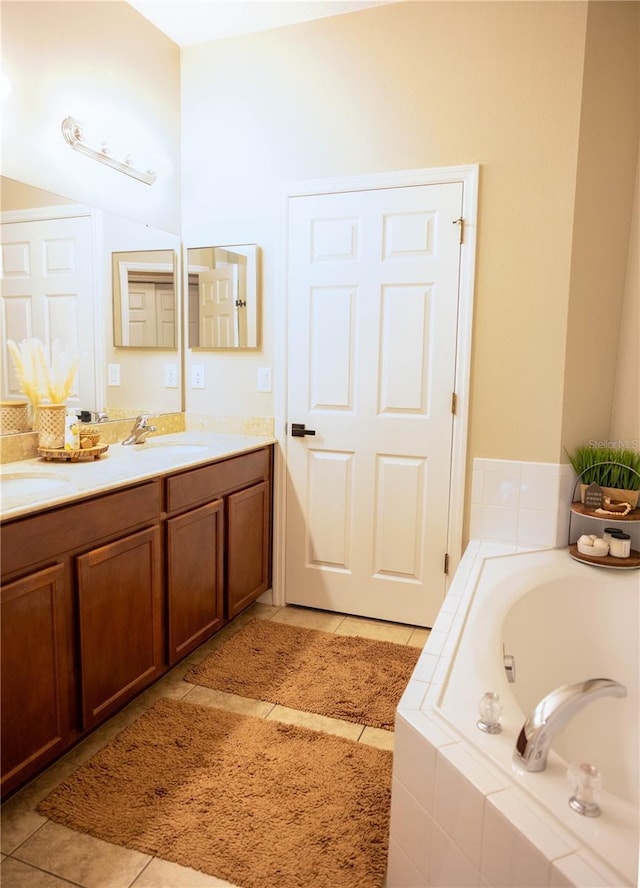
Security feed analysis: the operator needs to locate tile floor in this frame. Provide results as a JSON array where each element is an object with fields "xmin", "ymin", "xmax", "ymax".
[{"xmin": 1, "ymin": 603, "xmax": 429, "ymax": 888}]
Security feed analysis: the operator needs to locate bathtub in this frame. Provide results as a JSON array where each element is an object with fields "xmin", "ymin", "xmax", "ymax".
[{"xmin": 388, "ymin": 545, "xmax": 639, "ymax": 888}]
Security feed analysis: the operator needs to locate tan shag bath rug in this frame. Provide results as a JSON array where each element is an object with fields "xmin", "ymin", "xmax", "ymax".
[
  {"xmin": 185, "ymin": 618, "xmax": 420, "ymax": 730},
  {"xmin": 38, "ymin": 698, "xmax": 392, "ymax": 888}
]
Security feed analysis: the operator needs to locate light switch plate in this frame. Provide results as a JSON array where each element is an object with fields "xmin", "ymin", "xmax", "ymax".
[
  {"xmin": 107, "ymin": 363, "xmax": 120, "ymax": 386},
  {"xmin": 257, "ymin": 367, "xmax": 272, "ymax": 392}
]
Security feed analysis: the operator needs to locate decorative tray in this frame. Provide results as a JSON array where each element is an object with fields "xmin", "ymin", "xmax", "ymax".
[
  {"xmin": 38, "ymin": 444, "xmax": 109, "ymax": 462},
  {"xmin": 570, "ymin": 502, "xmax": 640, "ymax": 521},
  {"xmin": 568, "ymin": 544, "xmax": 640, "ymax": 569}
]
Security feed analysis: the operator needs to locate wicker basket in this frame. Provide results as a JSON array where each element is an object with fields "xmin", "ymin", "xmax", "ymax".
[
  {"xmin": 79, "ymin": 427, "xmax": 101, "ymax": 448},
  {"xmin": 37, "ymin": 403, "xmax": 66, "ymax": 449},
  {"xmin": 0, "ymin": 401, "xmax": 30, "ymax": 434}
]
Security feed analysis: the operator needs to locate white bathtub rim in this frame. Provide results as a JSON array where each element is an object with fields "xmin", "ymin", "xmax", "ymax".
[{"xmin": 417, "ymin": 546, "xmax": 639, "ymax": 887}]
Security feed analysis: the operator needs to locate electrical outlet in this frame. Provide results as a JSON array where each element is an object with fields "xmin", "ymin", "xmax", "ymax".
[
  {"xmin": 191, "ymin": 364, "xmax": 205, "ymax": 389},
  {"xmin": 164, "ymin": 363, "xmax": 178, "ymax": 388},
  {"xmin": 257, "ymin": 367, "xmax": 272, "ymax": 392},
  {"xmin": 107, "ymin": 363, "xmax": 120, "ymax": 386}
]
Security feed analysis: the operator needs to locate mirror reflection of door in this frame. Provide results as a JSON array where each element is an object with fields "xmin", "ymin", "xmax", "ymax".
[
  {"xmin": 113, "ymin": 250, "xmax": 177, "ymax": 348},
  {"xmin": 125, "ymin": 271, "xmax": 176, "ymax": 347},
  {"xmin": 187, "ymin": 244, "xmax": 258, "ymax": 349},
  {"xmin": 199, "ymin": 266, "xmax": 239, "ymax": 347}
]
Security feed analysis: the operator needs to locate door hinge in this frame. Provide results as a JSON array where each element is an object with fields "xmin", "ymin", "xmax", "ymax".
[
  {"xmin": 451, "ymin": 392, "xmax": 458, "ymax": 415},
  {"xmin": 444, "ymin": 553, "xmax": 450, "ymax": 575},
  {"xmin": 452, "ymin": 217, "xmax": 464, "ymax": 244}
]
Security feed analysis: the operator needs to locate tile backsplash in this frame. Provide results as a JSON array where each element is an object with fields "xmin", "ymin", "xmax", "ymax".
[{"xmin": 470, "ymin": 458, "xmax": 576, "ymax": 548}]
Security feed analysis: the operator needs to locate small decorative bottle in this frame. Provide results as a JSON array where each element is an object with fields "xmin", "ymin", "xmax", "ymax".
[{"xmin": 64, "ymin": 409, "xmax": 80, "ymax": 451}]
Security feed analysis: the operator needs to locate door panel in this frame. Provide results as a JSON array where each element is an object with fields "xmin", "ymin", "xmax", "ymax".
[
  {"xmin": 1, "ymin": 215, "xmax": 96, "ymax": 411},
  {"xmin": 286, "ymin": 183, "xmax": 463, "ymax": 627}
]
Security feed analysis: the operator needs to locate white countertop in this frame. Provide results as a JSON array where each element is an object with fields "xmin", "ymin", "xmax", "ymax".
[{"xmin": 0, "ymin": 432, "xmax": 275, "ymax": 521}]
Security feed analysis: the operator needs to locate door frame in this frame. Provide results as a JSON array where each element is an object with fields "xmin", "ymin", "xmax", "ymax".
[{"xmin": 272, "ymin": 164, "xmax": 479, "ymax": 611}]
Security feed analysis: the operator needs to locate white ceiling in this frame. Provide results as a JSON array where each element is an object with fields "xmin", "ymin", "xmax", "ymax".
[{"xmin": 126, "ymin": 0, "xmax": 397, "ymax": 47}]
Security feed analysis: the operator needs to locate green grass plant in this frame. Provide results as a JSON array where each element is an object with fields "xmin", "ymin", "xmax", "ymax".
[{"xmin": 565, "ymin": 445, "xmax": 640, "ymax": 490}]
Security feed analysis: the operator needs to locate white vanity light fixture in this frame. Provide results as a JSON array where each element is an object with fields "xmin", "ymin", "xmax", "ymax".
[{"xmin": 61, "ymin": 116, "xmax": 157, "ymax": 185}]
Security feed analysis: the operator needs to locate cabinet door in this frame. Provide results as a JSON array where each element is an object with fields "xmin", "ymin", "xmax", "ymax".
[
  {"xmin": 167, "ymin": 499, "xmax": 224, "ymax": 665},
  {"xmin": 1, "ymin": 564, "xmax": 72, "ymax": 795},
  {"xmin": 227, "ymin": 480, "xmax": 270, "ymax": 619},
  {"xmin": 77, "ymin": 526, "xmax": 162, "ymax": 730}
]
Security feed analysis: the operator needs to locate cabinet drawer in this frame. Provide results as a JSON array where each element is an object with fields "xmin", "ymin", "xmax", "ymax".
[
  {"xmin": 166, "ymin": 447, "xmax": 271, "ymax": 514},
  {"xmin": 1, "ymin": 481, "xmax": 161, "ymax": 577}
]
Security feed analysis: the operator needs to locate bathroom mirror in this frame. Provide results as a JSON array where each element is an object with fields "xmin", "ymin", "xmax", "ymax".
[
  {"xmin": 187, "ymin": 244, "xmax": 259, "ymax": 349},
  {"xmin": 0, "ymin": 176, "xmax": 182, "ymax": 431},
  {"xmin": 112, "ymin": 249, "xmax": 178, "ymax": 348}
]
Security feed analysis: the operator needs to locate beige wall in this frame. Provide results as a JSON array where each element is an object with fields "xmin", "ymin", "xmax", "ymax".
[
  {"xmin": 1, "ymin": 1, "xmax": 181, "ymax": 232},
  {"xmin": 611, "ymin": 143, "xmax": 640, "ymax": 447},
  {"xmin": 561, "ymin": 1, "xmax": 639, "ymax": 454},
  {"xmin": 0, "ymin": 177, "xmax": 75, "ymax": 209},
  {"xmin": 182, "ymin": 1, "xmax": 592, "ymax": 458}
]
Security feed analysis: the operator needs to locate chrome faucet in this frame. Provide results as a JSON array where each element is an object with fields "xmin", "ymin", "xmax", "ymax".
[
  {"xmin": 121, "ymin": 414, "xmax": 157, "ymax": 445},
  {"xmin": 513, "ymin": 678, "xmax": 626, "ymax": 772}
]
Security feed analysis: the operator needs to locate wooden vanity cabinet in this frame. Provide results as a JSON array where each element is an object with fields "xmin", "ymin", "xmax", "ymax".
[
  {"xmin": 1, "ymin": 563, "xmax": 72, "ymax": 797},
  {"xmin": 0, "ymin": 444, "xmax": 273, "ymax": 796},
  {"xmin": 165, "ymin": 446, "xmax": 272, "ymax": 661},
  {"xmin": 76, "ymin": 525, "xmax": 163, "ymax": 730},
  {"xmin": 166, "ymin": 499, "xmax": 224, "ymax": 665},
  {"xmin": 0, "ymin": 480, "xmax": 162, "ymax": 794},
  {"xmin": 227, "ymin": 479, "xmax": 270, "ymax": 619}
]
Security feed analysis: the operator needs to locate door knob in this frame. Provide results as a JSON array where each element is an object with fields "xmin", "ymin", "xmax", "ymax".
[{"xmin": 291, "ymin": 423, "xmax": 316, "ymax": 437}]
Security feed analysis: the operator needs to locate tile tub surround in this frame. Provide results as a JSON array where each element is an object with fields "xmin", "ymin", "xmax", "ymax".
[
  {"xmin": 470, "ymin": 459, "xmax": 577, "ymax": 549},
  {"xmin": 387, "ymin": 542, "xmax": 638, "ymax": 888}
]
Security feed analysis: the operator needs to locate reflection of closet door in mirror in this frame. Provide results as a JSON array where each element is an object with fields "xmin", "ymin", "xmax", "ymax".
[
  {"xmin": 1, "ymin": 213, "xmax": 96, "ymax": 411},
  {"xmin": 187, "ymin": 244, "xmax": 258, "ymax": 349},
  {"xmin": 113, "ymin": 250, "xmax": 177, "ymax": 348}
]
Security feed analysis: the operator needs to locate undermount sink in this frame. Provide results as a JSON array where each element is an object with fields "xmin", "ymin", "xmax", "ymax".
[
  {"xmin": 1, "ymin": 473, "xmax": 73, "ymax": 499},
  {"xmin": 131, "ymin": 443, "xmax": 211, "ymax": 455}
]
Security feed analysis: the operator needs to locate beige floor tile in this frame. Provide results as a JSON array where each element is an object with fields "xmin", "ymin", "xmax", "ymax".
[
  {"xmin": 132, "ymin": 673, "xmax": 194, "ymax": 709},
  {"xmin": 266, "ymin": 704, "xmax": 364, "ymax": 741},
  {"xmin": 359, "ymin": 726, "xmax": 395, "ymax": 751},
  {"xmin": 243, "ymin": 602, "xmax": 281, "ymax": 621},
  {"xmin": 407, "ymin": 627, "xmax": 431, "ymax": 648},
  {"xmin": 181, "ymin": 684, "xmax": 275, "ymax": 719},
  {"xmin": 62, "ymin": 704, "xmax": 147, "ymax": 766},
  {"xmin": 15, "ymin": 821, "xmax": 151, "ymax": 888},
  {"xmin": 1, "ymin": 856, "xmax": 80, "ymax": 887},
  {"xmin": 1, "ymin": 760, "xmax": 78, "ymax": 854},
  {"xmin": 131, "ymin": 857, "xmax": 239, "ymax": 887},
  {"xmin": 270, "ymin": 606, "xmax": 346, "ymax": 632},
  {"xmin": 334, "ymin": 616, "xmax": 414, "ymax": 645}
]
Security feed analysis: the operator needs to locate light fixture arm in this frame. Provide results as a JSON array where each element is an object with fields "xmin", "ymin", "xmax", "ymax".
[{"xmin": 61, "ymin": 116, "xmax": 157, "ymax": 186}]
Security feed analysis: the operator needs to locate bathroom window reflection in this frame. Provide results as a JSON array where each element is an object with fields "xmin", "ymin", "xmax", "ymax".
[{"xmin": 187, "ymin": 244, "xmax": 259, "ymax": 349}]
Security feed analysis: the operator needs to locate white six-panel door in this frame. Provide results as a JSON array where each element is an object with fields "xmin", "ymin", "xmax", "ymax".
[{"xmin": 285, "ymin": 183, "xmax": 463, "ymax": 627}]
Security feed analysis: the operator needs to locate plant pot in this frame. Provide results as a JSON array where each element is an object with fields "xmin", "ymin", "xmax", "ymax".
[
  {"xmin": 37, "ymin": 403, "xmax": 66, "ymax": 449},
  {"xmin": 0, "ymin": 401, "xmax": 30, "ymax": 434},
  {"xmin": 579, "ymin": 483, "xmax": 639, "ymax": 509}
]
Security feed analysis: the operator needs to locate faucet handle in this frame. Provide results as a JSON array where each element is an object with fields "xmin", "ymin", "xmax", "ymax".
[
  {"xmin": 477, "ymin": 692, "xmax": 503, "ymax": 734},
  {"xmin": 568, "ymin": 762, "xmax": 602, "ymax": 817}
]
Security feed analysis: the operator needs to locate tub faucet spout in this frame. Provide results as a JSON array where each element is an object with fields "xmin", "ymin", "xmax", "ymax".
[{"xmin": 513, "ymin": 678, "xmax": 626, "ymax": 772}]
